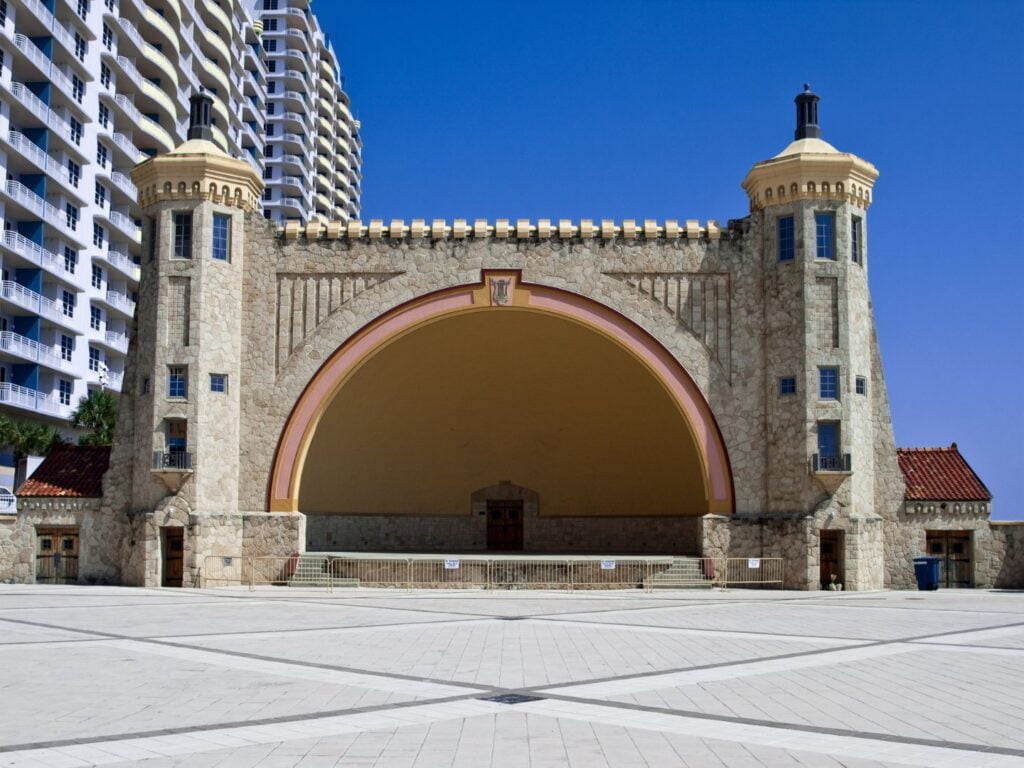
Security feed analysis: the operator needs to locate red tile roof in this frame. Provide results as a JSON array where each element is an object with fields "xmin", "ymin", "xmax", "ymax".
[
  {"xmin": 897, "ymin": 443, "xmax": 992, "ymax": 502},
  {"xmin": 17, "ymin": 445, "xmax": 112, "ymax": 498}
]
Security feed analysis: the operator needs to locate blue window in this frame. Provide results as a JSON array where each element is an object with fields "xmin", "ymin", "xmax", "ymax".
[
  {"xmin": 777, "ymin": 216, "xmax": 794, "ymax": 261},
  {"xmin": 168, "ymin": 366, "xmax": 187, "ymax": 398},
  {"xmin": 173, "ymin": 213, "xmax": 193, "ymax": 259},
  {"xmin": 210, "ymin": 374, "xmax": 227, "ymax": 393},
  {"xmin": 779, "ymin": 377, "xmax": 797, "ymax": 395},
  {"xmin": 818, "ymin": 422, "xmax": 840, "ymax": 462},
  {"xmin": 212, "ymin": 214, "xmax": 230, "ymax": 261},
  {"xmin": 819, "ymin": 367, "xmax": 839, "ymax": 399},
  {"xmin": 851, "ymin": 216, "xmax": 863, "ymax": 264},
  {"xmin": 815, "ymin": 212, "xmax": 835, "ymax": 259},
  {"xmin": 855, "ymin": 376, "xmax": 866, "ymax": 395}
]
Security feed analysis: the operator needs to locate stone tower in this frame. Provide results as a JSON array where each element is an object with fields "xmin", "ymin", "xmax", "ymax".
[
  {"xmin": 741, "ymin": 86, "xmax": 888, "ymax": 590},
  {"xmin": 114, "ymin": 94, "xmax": 265, "ymax": 586}
]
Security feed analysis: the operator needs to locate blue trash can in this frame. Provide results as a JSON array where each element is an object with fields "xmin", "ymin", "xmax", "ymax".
[{"xmin": 913, "ymin": 556, "xmax": 941, "ymax": 591}]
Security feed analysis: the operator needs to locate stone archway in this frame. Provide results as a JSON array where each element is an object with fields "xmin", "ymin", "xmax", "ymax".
[{"xmin": 270, "ymin": 272, "xmax": 734, "ymax": 552}]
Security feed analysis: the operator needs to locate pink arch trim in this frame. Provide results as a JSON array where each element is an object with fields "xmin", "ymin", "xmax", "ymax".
[{"xmin": 269, "ymin": 276, "xmax": 734, "ymax": 513}]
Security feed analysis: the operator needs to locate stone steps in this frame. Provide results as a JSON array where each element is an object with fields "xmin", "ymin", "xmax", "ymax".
[{"xmin": 644, "ymin": 557, "xmax": 715, "ymax": 590}]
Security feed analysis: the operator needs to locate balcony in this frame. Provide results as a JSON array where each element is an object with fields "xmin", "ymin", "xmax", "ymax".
[
  {"xmin": 0, "ymin": 331, "xmax": 70, "ymax": 372},
  {"xmin": 95, "ymin": 248, "xmax": 140, "ymax": 282},
  {"xmin": 106, "ymin": 209, "xmax": 142, "ymax": 242},
  {"xmin": 811, "ymin": 453, "xmax": 853, "ymax": 492},
  {"xmin": 109, "ymin": 170, "xmax": 138, "ymax": 200},
  {"xmin": 104, "ymin": 371, "xmax": 124, "ymax": 390},
  {"xmin": 153, "ymin": 451, "xmax": 192, "ymax": 471},
  {"xmin": 11, "ymin": 34, "xmax": 80, "ymax": 108},
  {"xmin": 7, "ymin": 83, "xmax": 84, "ymax": 156},
  {"xmin": 1, "ymin": 231, "xmax": 73, "ymax": 282},
  {"xmin": 99, "ymin": 290, "xmax": 136, "ymax": 317},
  {"xmin": 102, "ymin": 330, "xmax": 129, "ymax": 354},
  {"xmin": 4, "ymin": 132, "xmax": 81, "ymax": 198},
  {"xmin": 111, "ymin": 132, "xmax": 146, "ymax": 164},
  {"xmin": 0, "ymin": 382, "xmax": 69, "ymax": 418},
  {"xmin": 3, "ymin": 180, "xmax": 79, "ymax": 239},
  {"xmin": 0, "ymin": 281, "xmax": 75, "ymax": 329}
]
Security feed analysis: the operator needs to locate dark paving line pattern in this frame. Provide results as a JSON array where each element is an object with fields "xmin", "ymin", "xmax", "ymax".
[
  {"xmin": 539, "ymin": 692, "xmax": 1024, "ymax": 758},
  {"xmin": 0, "ymin": 692, "xmax": 482, "ymax": 754}
]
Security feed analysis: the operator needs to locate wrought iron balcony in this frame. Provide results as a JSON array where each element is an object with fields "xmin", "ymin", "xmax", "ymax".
[
  {"xmin": 153, "ymin": 451, "xmax": 192, "ymax": 471},
  {"xmin": 812, "ymin": 453, "xmax": 852, "ymax": 473}
]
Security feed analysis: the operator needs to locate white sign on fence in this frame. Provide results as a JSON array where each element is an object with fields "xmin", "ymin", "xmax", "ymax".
[
  {"xmin": 444, "ymin": 559, "xmax": 460, "ymax": 570},
  {"xmin": 747, "ymin": 558, "xmax": 761, "ymax": 569},
  {"xmin": 600, "ymin": 560, "xmax": 616, "ymax": 570}
]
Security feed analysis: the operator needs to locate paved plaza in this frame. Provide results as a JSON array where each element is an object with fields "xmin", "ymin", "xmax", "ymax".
[{"xmin": 0, "ymin": 587, "xmax": 1022, "ymax": 767}]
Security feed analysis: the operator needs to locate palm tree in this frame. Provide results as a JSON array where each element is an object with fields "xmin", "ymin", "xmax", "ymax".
[
  {"xmin": 69, "ymin": 390, "xmax": 118, "ymax": 447},
  {"xmin": 0, "ymin": 414, "xmax": 63, "ymax": 482}
]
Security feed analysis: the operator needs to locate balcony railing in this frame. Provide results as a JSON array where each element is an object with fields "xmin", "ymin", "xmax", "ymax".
[
  {"xmin": 112, "ymin": 132, "xmax": 146, "ymax": 163},
  {"xmin": 0, "ymin": 330, "xmax": 68, "ymax": 370},
  {"xmin": 104, "ymin": 290, "xmax": 136, "ymax": 316},
  {"xmin": 5, "ymin": 132, "xmax": 77, "ymax": 191},
  {"xmin": 153, "ymin": 451, "xmax": 192, "ymax": 471},
  {"xmin": 0, "ymin": 382, "xmax": 68, "ymax": 417},
  {"xmin": 8, "ymin": 83, "xmax": 80, "ymax": 148},
  {"xmin": 0, "ymin": 490, "xmax": 15, "ymax": 514},
  {"xmin": 100, "ymin": 248, "xmax": 140, "ymax": 281},
  {"xmin": 4, "ymin": 180, "xmax": 77, "ymax": 236},
  {"xmin": 1, "ymin": 231, "xmax": 69, "ymax": 278},
  {"xmin": 812, "ymin": 454, "xmax": 852, "ymax": 473},
  {"xmin": 107, "ymin": 209, "xmax": 141, "ymax": 241},
  {"xmin": 0, "ymin": 280, "xmax": 70, "ymax": 325},
  {"xmin": 109, "ymin": 170, "xmax": 138, "ymax": 199},
  {"xmin": 12, "ymin": 34, "xmax": 76, "ymax": 101},
  {"xmin": 104, "ymin": 330, "xmax": 129, "ymax": 353}
]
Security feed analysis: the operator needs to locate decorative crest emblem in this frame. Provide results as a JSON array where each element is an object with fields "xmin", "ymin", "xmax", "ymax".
[{"xmin": 490, "ymin": 277, "xmax": 512, "ymax": 306}]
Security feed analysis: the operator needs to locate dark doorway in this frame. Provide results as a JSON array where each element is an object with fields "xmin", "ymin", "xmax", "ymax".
[
  {"xmin": 926, "ymin": 531, "xmax": 972, "ymax": 587},
  {"xmin": 819, "ymin": 529, "xmax": 844, "ymax": 589},
  {"xmin": 35, "ymin": 528, "xmax": 79, "ymax": 584},
  {"xmin": 486, "ymin": 500, "xmax": 524, "ymax": 551},
  {"xmin": 162, "ymin": 527, "xmax": 184, "ymax": 587}
]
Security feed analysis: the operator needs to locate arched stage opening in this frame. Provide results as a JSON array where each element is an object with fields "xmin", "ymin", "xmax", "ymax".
[{"xmin": 270, "ymin": 273, "xmax": 733, "ymax": 554}]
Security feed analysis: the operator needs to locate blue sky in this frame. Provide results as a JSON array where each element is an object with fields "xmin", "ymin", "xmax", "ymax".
[{"xmin": 322, "ymin": 0, "xmax": 1024, "ymax": 520}]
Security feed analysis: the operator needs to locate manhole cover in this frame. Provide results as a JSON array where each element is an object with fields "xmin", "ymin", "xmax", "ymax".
[{"xmin": 479, "ymin": 694, "xmax": 545, "ymax": 705}]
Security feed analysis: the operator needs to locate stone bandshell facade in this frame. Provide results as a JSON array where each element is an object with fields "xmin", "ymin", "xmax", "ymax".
[{"xmin": 4, "ymin": 93, "xmax": 1019, "ymax": 591}]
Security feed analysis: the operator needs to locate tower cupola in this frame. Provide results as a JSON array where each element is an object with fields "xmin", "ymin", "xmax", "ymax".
[{"xmin": 794, "ymin": 84, "xmax": 820, "ymax": 140}]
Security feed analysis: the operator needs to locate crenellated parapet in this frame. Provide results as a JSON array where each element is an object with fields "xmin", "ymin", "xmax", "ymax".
[{"xmin": 280, "ymin": 218, "xmax": 728, "ymax": 242}]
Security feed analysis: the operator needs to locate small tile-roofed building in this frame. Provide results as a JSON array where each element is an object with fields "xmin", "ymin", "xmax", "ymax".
[
  {"xmin": 898, "ymin": 444, "xmax": 992, "ymax": 503},
  {"xmin": 18, "ymin": 446, "xmax": 112, "ymax": 499}
]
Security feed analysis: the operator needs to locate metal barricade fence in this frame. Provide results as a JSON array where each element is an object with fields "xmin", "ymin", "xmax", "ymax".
[
  {"xmin": 719, "ymin": 557, "xmax": 784, "ymax": 588},
  {"xmin": 199, "ymin": 555, "xmax": 785, "ymax": 591}
]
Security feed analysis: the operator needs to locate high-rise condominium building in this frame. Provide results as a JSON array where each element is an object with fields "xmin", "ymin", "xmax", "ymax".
[
  {"xmin": 254, "ymin": 0, "xmax": 361, "ymax": 223},
  {"xmin": 0, "ymin": 0, "xmax": 269, "ymax": 486}
]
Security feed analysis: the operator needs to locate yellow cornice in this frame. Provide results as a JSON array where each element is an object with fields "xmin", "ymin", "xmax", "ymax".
[
  {"xmin": 741, "ymin": 151, "xmax": 879, "ymax": 212},
  {"xmin": 131, "ymin": 147, "xmax": 264, "ymax": 213}
]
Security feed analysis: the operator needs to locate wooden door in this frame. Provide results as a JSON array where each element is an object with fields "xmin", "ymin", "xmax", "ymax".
[
  {"xmin": 486, "ymin": 500, "xmax": 524, "ymax": 551},
  {"xmin": 926, "ymin": 531, "xmax": 971, "ymax": 587},
  {"xmin": 819, "ymin": 530, "xmax": 844, "ymax": 588},
  {"xmin": 162, "ymin": 528, "xmax": 184, "ymax": 587},
  {"xmin": 35, "ymin": 528, "xmax": 79, "ymax": 584}
]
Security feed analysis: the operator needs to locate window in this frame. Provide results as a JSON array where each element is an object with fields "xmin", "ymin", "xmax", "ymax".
[
  {"xmin": 74, "ymin": 32, "xmax": 86, "ymax": 60},
  {"xmin": 212, "ymin": 214, "xmax": 230, "ymax": 261},
  {"xmin": 173, "ymin": 213, "xmax": 192, "ymax": 259},
  {"xmin": 98, "ymin": 103, "xmax": 109, "ymax": 129},
  {"xmin": 267, "ymin": 83, "xmax": 277, "ymax": 95},
  {"xmin": 264, "ymin": 144, "xmax": 275, "ymax": 158},
  {"xmin": 779, "ymin": 377, "xmax": 797, "ymax": 395},
  {"xmin": 267, "ymin": 60, "xmax": 277, "ymax": 73},
  {"xmin": 61, "ymin": 290, "xmax": 75, "ymax": 317},
  {"xmin": 262, "ymin": 189, "xmax": 273, "ymax": 201},
  {"xmin": 819, "ymin": 367, "xmax": 839, "ymax": 400},
  {"xmin": 58, "ymin": 379, "xmax": 73, "ymax": 406},
  {"xmin": 91, "ymin": 264, "xmax": 103, "ymax": 289},
  {"xmin": 93, "ymin": 223, "xmax": 105, "ymax": 248},
  {"xmin": 69, "ymin": 116, "xmax": 82, "ymax": 145},
  {"xmin": 76, "ymin": 0, "xmax": 88, "ymax": 19},
  {"xmin": 167, "ymin": 366, "xmax": 187, "ymax": 398},
  {"xmin": 167, "ymin": 420, "xmax": 187, "ymax": 453},
  {"xmin": 96, "ymin": 144, "xmax": 108, "ymax": 168},
  {"xmin": 815, "ymin": 212, "xmax": 835, "ymax": 259},
  {"xmin": 60, "ymin": 335, "xmax": 73, "ymax": 362},
  {"xmin": 263, "ymin": 0, "xmax": 279, "ymax": 10},
  {"xmin": 90, "ymin": 306, "xmax": 101, "ymax": 330},
  {"xmin": 264, "ymin": 18, "xmax": 278, "ymax": 31},
  {"xmin": 266, "ymin": 102, "xmax": 276, "ymax": 116},
  {"xmin": 851, "ymin": 216, "xmax": 863, "ymax": 264},
  {"xmin": 263, "ymin": 167, "xmax": 274, "ymax": 180},
  {"xmin": 63, "ymin": 246, "xmax": 78, "ymax": 273},
  {"xmin": 65, "ymin": 203, "xmax": 79, "ymax": 230},
  {"xmin": 88, "ymin": 346, "xmax": 100, "ymax": 372},
  {"xmin": 102, "ymin": 24, "xmax": 113, "ymax": 50},
  {"xmin": 100, "ymin": 62, "xmax": 110, "ymax": 88},
  {"xmin": 264, "ymin": 39, "xmax": 277, "ymax": 52},
  {"xmin": 209, "ymin": 374, "xmax": 227, "ymax": 393},
  {"xmin": 142, "ymin": 376, "xmax": 150, "ymax": 394},
  {"xmin": 67, "ymin": 160, "xmax": 80, "ymax": 188},
  {"xmin": 855, "ymin": 376, "xmax": 867, "ymax": 395},
  {"xmin": 265, "ymin": 123, "xmax": 275, "ymax": 137},
  {"xmin": 817, "ymin": 421, "xmax": 840, "ymax": 466},
  {"xmin": 94, "ymin": 182, "xmax": 107, "ymax": 207},
  {"xmin": 0, "ymin": 0, "xmax": 6, "ymax": 26},
  {"xmin": 72, "ymin": 74, "xmax": 83, "ymax": 103},
  {"xmin": 0, "ymin": 49, "xmax": 4, "ymax": 76},
  {"xmin": 777, "ymin": 216, "xmax": 794, "ymax": 261}
]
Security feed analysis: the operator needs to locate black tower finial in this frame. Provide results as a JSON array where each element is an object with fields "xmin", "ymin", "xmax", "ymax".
[
  {"xmin": 794, "ymin": 84, "xmax": 820, "ymax": 140},
  {"xmin": 188, "ymin": 91, "xmax": 214, "ymax": 142}
]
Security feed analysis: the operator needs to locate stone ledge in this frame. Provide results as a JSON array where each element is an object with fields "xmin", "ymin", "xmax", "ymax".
[{"xmin": 280, "ymin": 218, "xmax": 729, "ymax": 243}]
